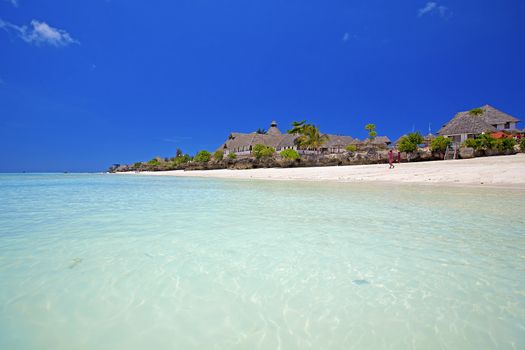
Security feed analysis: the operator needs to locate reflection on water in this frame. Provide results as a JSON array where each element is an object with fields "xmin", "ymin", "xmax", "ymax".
[{"xmin": 0, "ymin": 174, "xmax": 524, "ymax": 349}]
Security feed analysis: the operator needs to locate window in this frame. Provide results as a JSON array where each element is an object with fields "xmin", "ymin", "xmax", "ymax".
[{"xmin": 505, "ymin": 122, "xmax": 510, "ymax": 129}]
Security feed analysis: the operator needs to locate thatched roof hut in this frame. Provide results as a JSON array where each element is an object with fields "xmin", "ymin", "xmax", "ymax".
[
  {"xmin": 361, "ymin": 136, "xmax": 391, "ymax": 148},
  {"xmin": 438, "ymin": 105, "xmax": 520, "ymax": 139},
  {"xmin": 217, "ymin": 121, "xmax": 358, "ymax": 155}
]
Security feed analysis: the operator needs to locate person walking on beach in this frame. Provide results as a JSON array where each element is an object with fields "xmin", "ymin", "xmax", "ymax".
[
  {"xmin": 388, "ymin": 150, "xmax": 395, "ymax": 169},
  {"xmin": 397, "ymin": 151, "xmax": 401, "ymax": 164}
]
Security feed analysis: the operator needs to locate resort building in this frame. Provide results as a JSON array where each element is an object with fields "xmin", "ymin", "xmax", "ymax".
[
  {"xmin": 438, "ymin": 105, "xmax": 520, "ymax": 143},
  {"xmin": 217, "ymin": 121, "xmax": 389, "ymax": 156}
]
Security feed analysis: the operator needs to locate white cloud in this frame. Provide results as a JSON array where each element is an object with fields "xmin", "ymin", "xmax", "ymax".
[
  {"xmin": 0, "ymin": 18, "xmax": 79, "ymax": 46},
  {"xmin": 342, "ymin": 32, "xmax": 351, "ymax": 42},
  {"xmin": 418, "ymin": 2, "xmax": 449, "ymax": 18},
  {"xmin": 4, "ymin": 0, "xmax": 19, "ymax": 7}
]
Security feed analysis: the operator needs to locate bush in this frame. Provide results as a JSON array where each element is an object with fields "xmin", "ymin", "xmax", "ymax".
[
  {"xmin": 430, "ymin": 136, "xmax": 452, "ymax": 153},
  {"xmin": 214, "ymin": 150, "xmax": 224, "ymax": 161},
  {"xmin": 463, "ymin": 138, "xmax": 479, "ymax": 149},
  {"xmin": 494, "ymin": 138, "xmax": 515, "ymax": 152},
  {"xmin": 147, "ymin": 158, "xmax": 160, "ymax": 166},
  {"xmin": 173, "ymin": 154, "xmax": 191, "ymax": 166},
  {"xmin": 133, "ymin": 162, "xmax": 143, "ymax": 168},
  {"xmin": 194, "ymin": 150, "xmax": 211, "ymax": 163},
  {"xmin": 477, "ymin": 134, "xmax": 496, "ymax": 150},
  {"xmin": 227, "ymin": 152, "xmax": 237, "ymax": 159},
  {"xmin": 397, "ymin": 132, "xmax": 423, "ymax": 153},
  {"xmin": 345, "ymin": 144, "xmax": 357, "ymax": 152},
  {"xmin": 252, "ymin": 144, "xmax": 275, "ymax": 159},
  {"xmin": 280, "ymin": 149, "xmax": 300, "ymax": 160},
  {"xmin": 520, "ymin": 138, "xmax": 525, "ymax": 152},
  {"xmin": 469, "ymin": 108, "xmax": 484, "ymax": 116}
]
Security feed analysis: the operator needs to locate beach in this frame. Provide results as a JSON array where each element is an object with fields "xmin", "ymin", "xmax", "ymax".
[{"xmin": 120, "ymin": 154, "xmax": 525, "ymax": 188}]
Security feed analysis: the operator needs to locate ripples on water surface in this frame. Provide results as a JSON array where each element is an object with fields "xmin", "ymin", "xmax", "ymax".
[{"xmin": 0, "ymin": 173, "xmax": 524, "ymax": 349}]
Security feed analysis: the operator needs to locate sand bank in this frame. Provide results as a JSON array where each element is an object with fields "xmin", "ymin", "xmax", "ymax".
[{"xmin": 118, "ymin": 154, "xmax": 525, "ymax": 188}]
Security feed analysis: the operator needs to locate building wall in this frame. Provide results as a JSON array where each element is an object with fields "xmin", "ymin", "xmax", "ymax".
[{"xmin": 495, "ymin": 122, "xmax": 517, "ymax": 130}]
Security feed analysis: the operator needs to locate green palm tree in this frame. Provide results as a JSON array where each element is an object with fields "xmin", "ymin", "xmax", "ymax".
[
  {"xmin": 287, "ymin": 120, "xmax": 307, "ymax": 134},
  {"xmin": 295, "ymin": 124, "xmax": 329, "ymax": 153},
  {"xmin": 365, "ymin": 123, "xmax": 377, "ymax": 140}
]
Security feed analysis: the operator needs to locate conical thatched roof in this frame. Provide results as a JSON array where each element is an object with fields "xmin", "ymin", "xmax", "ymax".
[
  {"xmin": 438, "ymin": 105, "xmax": 519, "ymax": 136},
  {"xmin": 267, "ymin": 121, "xmax": 282, "ymax": 135}
]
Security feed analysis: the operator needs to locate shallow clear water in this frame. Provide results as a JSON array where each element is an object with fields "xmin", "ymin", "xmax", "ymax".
[{"xmin": 0, "ymin": 173, "xmax": 524, "ymax": 350}]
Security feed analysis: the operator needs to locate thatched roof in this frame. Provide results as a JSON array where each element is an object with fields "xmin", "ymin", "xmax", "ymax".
[
  {"xmin": 267, "ymin": 121, "xmax": 282, "ymax": 135},
  {"xmin": 217, "ymin": 132, "xmax": 296, "ymax": 152},
  {"xmin": 361, "ymin": 136, "xmax": 391, "ymax": 145},
  {"xmin": 438, "ymin": 113, "xmax": 496, "ymax": 135},
  {"xmin": 480, "ymin": 104, "xmax": 519, "ymax": 124},
  {"xmin": 394, "ymin": 135, "xmax": 406, "ymax": 145},
  {"xmin": 438, "ymin": 105, "xmax": 519, "ymax": 136},
  {"xmin": 374, "ymin": 136, "xmax": 391, "ymax": 145},
  {"xmin": 217, "ymin": 121, "xmax": 357, "ymax": 152},
  {"xmin": 323, "ymin": 134, "xmax": 355, "ymax": 148}
]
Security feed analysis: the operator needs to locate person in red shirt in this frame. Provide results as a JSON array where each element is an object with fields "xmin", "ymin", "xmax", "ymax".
[{"xmin": 388, "ymin": 150, "xmax": 395, "ymax": 169}]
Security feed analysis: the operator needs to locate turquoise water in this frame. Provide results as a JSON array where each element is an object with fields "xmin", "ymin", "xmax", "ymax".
[{"xmin": 0, "ymin": 174, "xmax": 524, "ymax": 349}]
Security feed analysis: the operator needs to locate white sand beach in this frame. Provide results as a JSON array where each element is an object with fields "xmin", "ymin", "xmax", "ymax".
[{"xmin": 120, "ymin": 154, "xmax": 525, "ymax": 188}]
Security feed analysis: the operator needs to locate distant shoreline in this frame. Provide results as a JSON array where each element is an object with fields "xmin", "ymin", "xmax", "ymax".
[{"xmin": 115, "ymin": 154, "xmax": 525, "ymax": 189}]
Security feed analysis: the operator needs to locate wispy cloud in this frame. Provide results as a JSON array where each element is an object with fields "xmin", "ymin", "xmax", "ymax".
[
  {"xmin": 0, "ymin": 18, "xmax": 79, "ymax": 46},
  {"xmin": 4, "ymin": 0, "xmax": 19, "ymax": 7},
  {"xmin": 342, "ymin": 32, "xmax": 359, "ymax": 43},
  {"xmin": 418, "ymin": 2, "xmax": 449, "ymax": 18}
]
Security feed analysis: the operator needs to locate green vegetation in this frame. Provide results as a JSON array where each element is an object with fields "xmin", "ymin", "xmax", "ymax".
[
  {"xmin": 172, "ymin": 154, "xmax": 191, "ymax": 166},
  {"xmin": 520, "ymin": 138, "xmax": 525, "ymax": 152},
  {"xmin": 365, "ymin": 124, "xmax": 377, "ymax": 140},
  {"xmin": 280, "ymin": 149, "xmax": 300, "ymax": 160},
  {"xmin": 462, "ymin": 134, "xmax": 496, "ymax": 151},
  {"xmin": 494, "ymin": 138, "xmax": 516, "ymax": 152},
  {"xmin": 462, "ymin": 134, "xmax": 516, "ymax": 152},
  {"xmin": 133, "ymin": 162, "xmax": 142, "ymax": 168},
  {"xmin": 429, "ymin": 136, "xmax": 452, "ymax": 153},
  {"xmin": 288, "ymin": 121, "xmax": 329, "ymax": 152},
  {"xmin": 147, "ymin": 158, "xmax": 161, "ymax": 166},
  {"xmin": 256, "ymin": 128, "xmax": 267, "ymax": 134},
  {"xmin": 287, "ymin": 120, "xmax": 307, "ymax": 134},
  {"xmin": 227, "ymin": 152, "xmax": 237, "ymax": 159},
  {"xmin": 194, "ymin": 150, "xmax": 211, "ymax": 163},
  {"xmin": 397, "ymin": 132, "xmax": 424, "ymax": 153},
  {"xmin": 345, "ymin": 144, "xmax": 357, "ymax": 152},
  {"xmin": 462, "ymin": 138, "xmax": 477, "ymax": 149},
  {"xmin": 469, "ymin": 108, "xmax": 484, "ymax": 116},
  {"xmin": 214, "ymin": 150, "xmax": 224, "ymax": 161},
  {"xmin": 252, "ymin": 144, "xmax": 275, "ymax": 159}
]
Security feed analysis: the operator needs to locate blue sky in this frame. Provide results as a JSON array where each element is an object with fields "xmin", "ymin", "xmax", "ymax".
[{"xmin": 1, "ymin": 0, "xmax": 524, "ymax": 172}]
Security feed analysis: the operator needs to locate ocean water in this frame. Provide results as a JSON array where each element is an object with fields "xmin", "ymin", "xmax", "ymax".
[{"xmin": 0, "ymin": 173, "xmax": 524, "ymax": 350}]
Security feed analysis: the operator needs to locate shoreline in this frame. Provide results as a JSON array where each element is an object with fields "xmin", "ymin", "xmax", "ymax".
[{"xmin": 115, "ymin": 154, "xmax": 525, "ymax": 189}]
